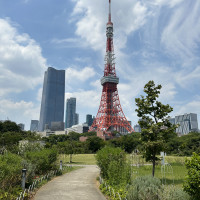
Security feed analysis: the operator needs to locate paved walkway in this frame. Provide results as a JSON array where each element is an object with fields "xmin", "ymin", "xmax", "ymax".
[{"xmin": 34, "ymin": 165, "xmax": 106, "ymax": 200}]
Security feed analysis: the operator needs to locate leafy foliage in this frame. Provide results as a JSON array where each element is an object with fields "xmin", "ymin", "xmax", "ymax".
[
  {"xmin": 96, "ymin": 146, "xmax": 131, "ymax": 186},
  {"xmin": 184, "ymin": 152, "xmax": 200, "ymax": 199},
  {"xmin": 167, "ymin": 132, "xmax": 200, "ymax": 156},
  {"xmin": 108, "ymin": 132, "xmax": 142, "ymax": 153},
  {"xmin": 135, "ymin": 80, "xmax": 176, "ymax": 176},
  {"xmin": 86, "ymin": 136, "xmax": 105, "ymax": 153},
  {"xmin": 25, "ymin": 148, "xmax": 58, "ymax": 174},
  {"xmin": 0, "ymin": 120, "xmax": 21, "ymax": 133},
  {"xmin": 0, "ymin": 153, "xmax": 22, "ymax": 190}
]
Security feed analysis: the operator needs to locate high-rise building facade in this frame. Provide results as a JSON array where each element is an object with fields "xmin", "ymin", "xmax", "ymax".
[
  {"xmin": 39, "ymin": 67, "xmax": 65, "ymax": 131},
  {"xmin": 86, "ymin": 114, "xmax": 93, "ymax": 126},
  {"xmin": 175, "ymin": 113, "xmax": 198, "ymax": 135},
  {"xmin": 65, "ymin": 97, "xmax": 79, "ymax": 128},
  {"xmin": 30, "ymin": 120, "xmax": 39, "ymax": 132}
]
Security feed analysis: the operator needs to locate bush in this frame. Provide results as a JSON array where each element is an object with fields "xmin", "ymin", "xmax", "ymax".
[
  {"xmin": 0, "ymin": 153, "xmax": 23, "ymax": 190},
  {"xmin": 96, "ymin": 146, "xmax": 131, "ymax": 186},
  {"xmin": 126, "ymin": 176, "xmax": 162, "ymax": 200},
  {"xmin": 107, "ymin": 160, "xmax": 131, "ymax": 186},
  {"xmin": 96, "ymin": 146, "xmax": 126, "ymax": 179},
  {"xmin": 25, "ymin": 148, "xmax": 57, "ymax": 174},
  {"xmin": 161, "ymin": 185, "xmax": 190, "ymax": 200},
  {"xmin": 183, "ymin": 152, "xmax": 200, "ymax": 199},
  {"xmin": 127, "ymin": 176, "xmax": 191, "ymax": 200}
]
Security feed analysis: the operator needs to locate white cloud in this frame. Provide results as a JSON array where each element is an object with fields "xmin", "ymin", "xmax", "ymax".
[
  {"xmin": 0, "ymin": 99, "xmax": 40, "ymax": 130},
  {"xmin": 51, "ymin": 37, "xmax": 88, "ymax": 48},
  {"xmin": 153, "ymin": 0, "xmax": 184, "ymax": 7},
  {"xmin": 72, "ymin": 0, "xmax": 149, "ymax": 52},
  {"xmin": 65, "ymin": 90, "xmax": 100, "ymax": 109},
  {"xmin": 0, "ymin": 18, "xmax": 47, "ymax": 97},
  {"xmin": 65, "ymin": 66, "xmax": 96, "ymax": 83},
  {"xmin": 175, "ymin": 66, "xmax": 200, "ymax": 89},
  {"xmin": 161, "ymin": 1, "xmax": 200, "ymax": 60},
  {"xmin": 37, "ymin": 88, "xmax": 43, "ymax": 102},
  {"xmin": 177, "ymin": 99, "xmax": 200, "ymax": 115}
]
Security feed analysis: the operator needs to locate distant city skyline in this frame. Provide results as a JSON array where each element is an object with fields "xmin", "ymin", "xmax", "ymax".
[{"xmin": 0, "ymin": 1, "xmax": 200, "ymax": 129}]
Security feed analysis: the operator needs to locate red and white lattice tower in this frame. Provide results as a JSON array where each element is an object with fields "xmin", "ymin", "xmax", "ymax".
[{"xmin": 89, "ymin": 0, "xmax": 134, "ymax": 135}]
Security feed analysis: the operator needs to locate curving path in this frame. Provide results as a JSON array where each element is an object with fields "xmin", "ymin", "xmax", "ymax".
[{"xmin": 34, "ymin": 165, "xmax": 106, "ymax": 200}]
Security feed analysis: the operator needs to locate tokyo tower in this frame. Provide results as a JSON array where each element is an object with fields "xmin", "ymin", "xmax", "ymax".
[{"xmin": 89, "ymin": 0, "xmax": 134, "ymax": 135}]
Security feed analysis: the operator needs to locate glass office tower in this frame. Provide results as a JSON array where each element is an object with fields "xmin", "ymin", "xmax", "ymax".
[
  {"xmin": 39, "ymin": 67, "xmax": 65, "ymax": 131},
  {"xmin": 65, "ymin": 97, "xmax": 79, "ymax": 128},
  {"xmin": 30, "ymin": 120, "xmax": 39, "ymax": 132},
  {"xmin": 86, "ymin": 114, "xmax": 93, "ymax": 126}
]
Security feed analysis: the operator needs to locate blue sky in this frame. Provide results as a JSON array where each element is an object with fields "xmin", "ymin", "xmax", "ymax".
[{"xmin": 0, "ymin": 0, "xmax": 200, "ymax": 130}]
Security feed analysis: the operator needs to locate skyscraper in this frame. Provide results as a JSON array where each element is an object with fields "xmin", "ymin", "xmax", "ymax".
[
  {"xmin": 86, "ymin": 114, "xmax": 93, "ymax": 126},
  {"xmin": 65, "ymin": 97, "xmax": 79, "ymax": 128},
  {"xmin": 30, "ymin": 120, "xmax": 39, "ymax": 132},
  {"xmin": 39, "ymin": 67, "xmax": 65, "ymax": 131}
]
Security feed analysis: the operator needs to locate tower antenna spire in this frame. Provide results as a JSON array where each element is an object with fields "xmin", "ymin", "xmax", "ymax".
[{"xmin": 109, "ymin": 0, "xmax": 111, "ymax": 22}]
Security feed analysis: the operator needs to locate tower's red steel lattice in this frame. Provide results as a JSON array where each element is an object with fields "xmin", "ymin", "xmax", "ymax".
[{"xmin": 89, "ymin": 0, "xmax": 134, "ymax": 134}]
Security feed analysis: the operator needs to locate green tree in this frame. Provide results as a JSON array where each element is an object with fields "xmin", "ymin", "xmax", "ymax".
[
  {"xmin": 135, "ymin": 80, "xmax": 176, "ymax": 176},
  {"xmin": 86, "ymin": 136, "xmax": 105, "ymax": 153},
  {"xmin": 0, "ymin": 120, "xmax": 21, "ymax": 133},
  {"xmin": 184, "ymin": 152, "xmax": 200, "ymax": 199},
  {"xmin": 68, "ymin": 131, "xmax": 80, "ymax": 141}
]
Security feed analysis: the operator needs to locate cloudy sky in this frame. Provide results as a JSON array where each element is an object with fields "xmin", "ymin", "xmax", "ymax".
[{"xmin": 0, "ymin": 0, "xmax": 200, "ymax": 130}]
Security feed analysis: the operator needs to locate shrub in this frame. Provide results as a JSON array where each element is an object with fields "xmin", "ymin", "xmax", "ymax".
[
  {"xmin": 0, "ymin": 153, "xmax": 22, "ymax": 190},
  {"xmin": 96, "ymin": 146, "xmax": 131, "ymax": 187},
  {"xmin": 183, "ymin": 152, "xmax": 200, "ymax": 199},
  {"xmin": 107, "ymin": 160, "xmax": 131, "ymax": 186},
  {"xmin": 161, "ymin": 185, "xmax": 190, "ymax": 200},
  {"xmin": 96, "ymin": 146, "xmax": 126, "ymax": 179},
  {"xmin": 126, "ymin": 176, "xmax": 162, "ymax": 200},
  {"xmin": 25, "ymin": 148, "xmax": 57, "ymax": 174}
]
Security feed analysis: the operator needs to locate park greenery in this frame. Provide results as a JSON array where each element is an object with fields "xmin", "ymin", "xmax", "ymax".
[{"xmin": 0, "ymin": 81, "xmax": 200, "ymax": 199}]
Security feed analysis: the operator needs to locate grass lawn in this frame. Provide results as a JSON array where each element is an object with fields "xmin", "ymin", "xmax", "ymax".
[
  {"xmin": 130, "ymin": 155, "xmax": 188, "ymax": 188},
  {"xmin": 131, "ymin": 163, "xmax": 187, "ymax": 187},
  {"xmin": 58, "ymin": 154, "xmax": 96, "ymax": 165}
]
